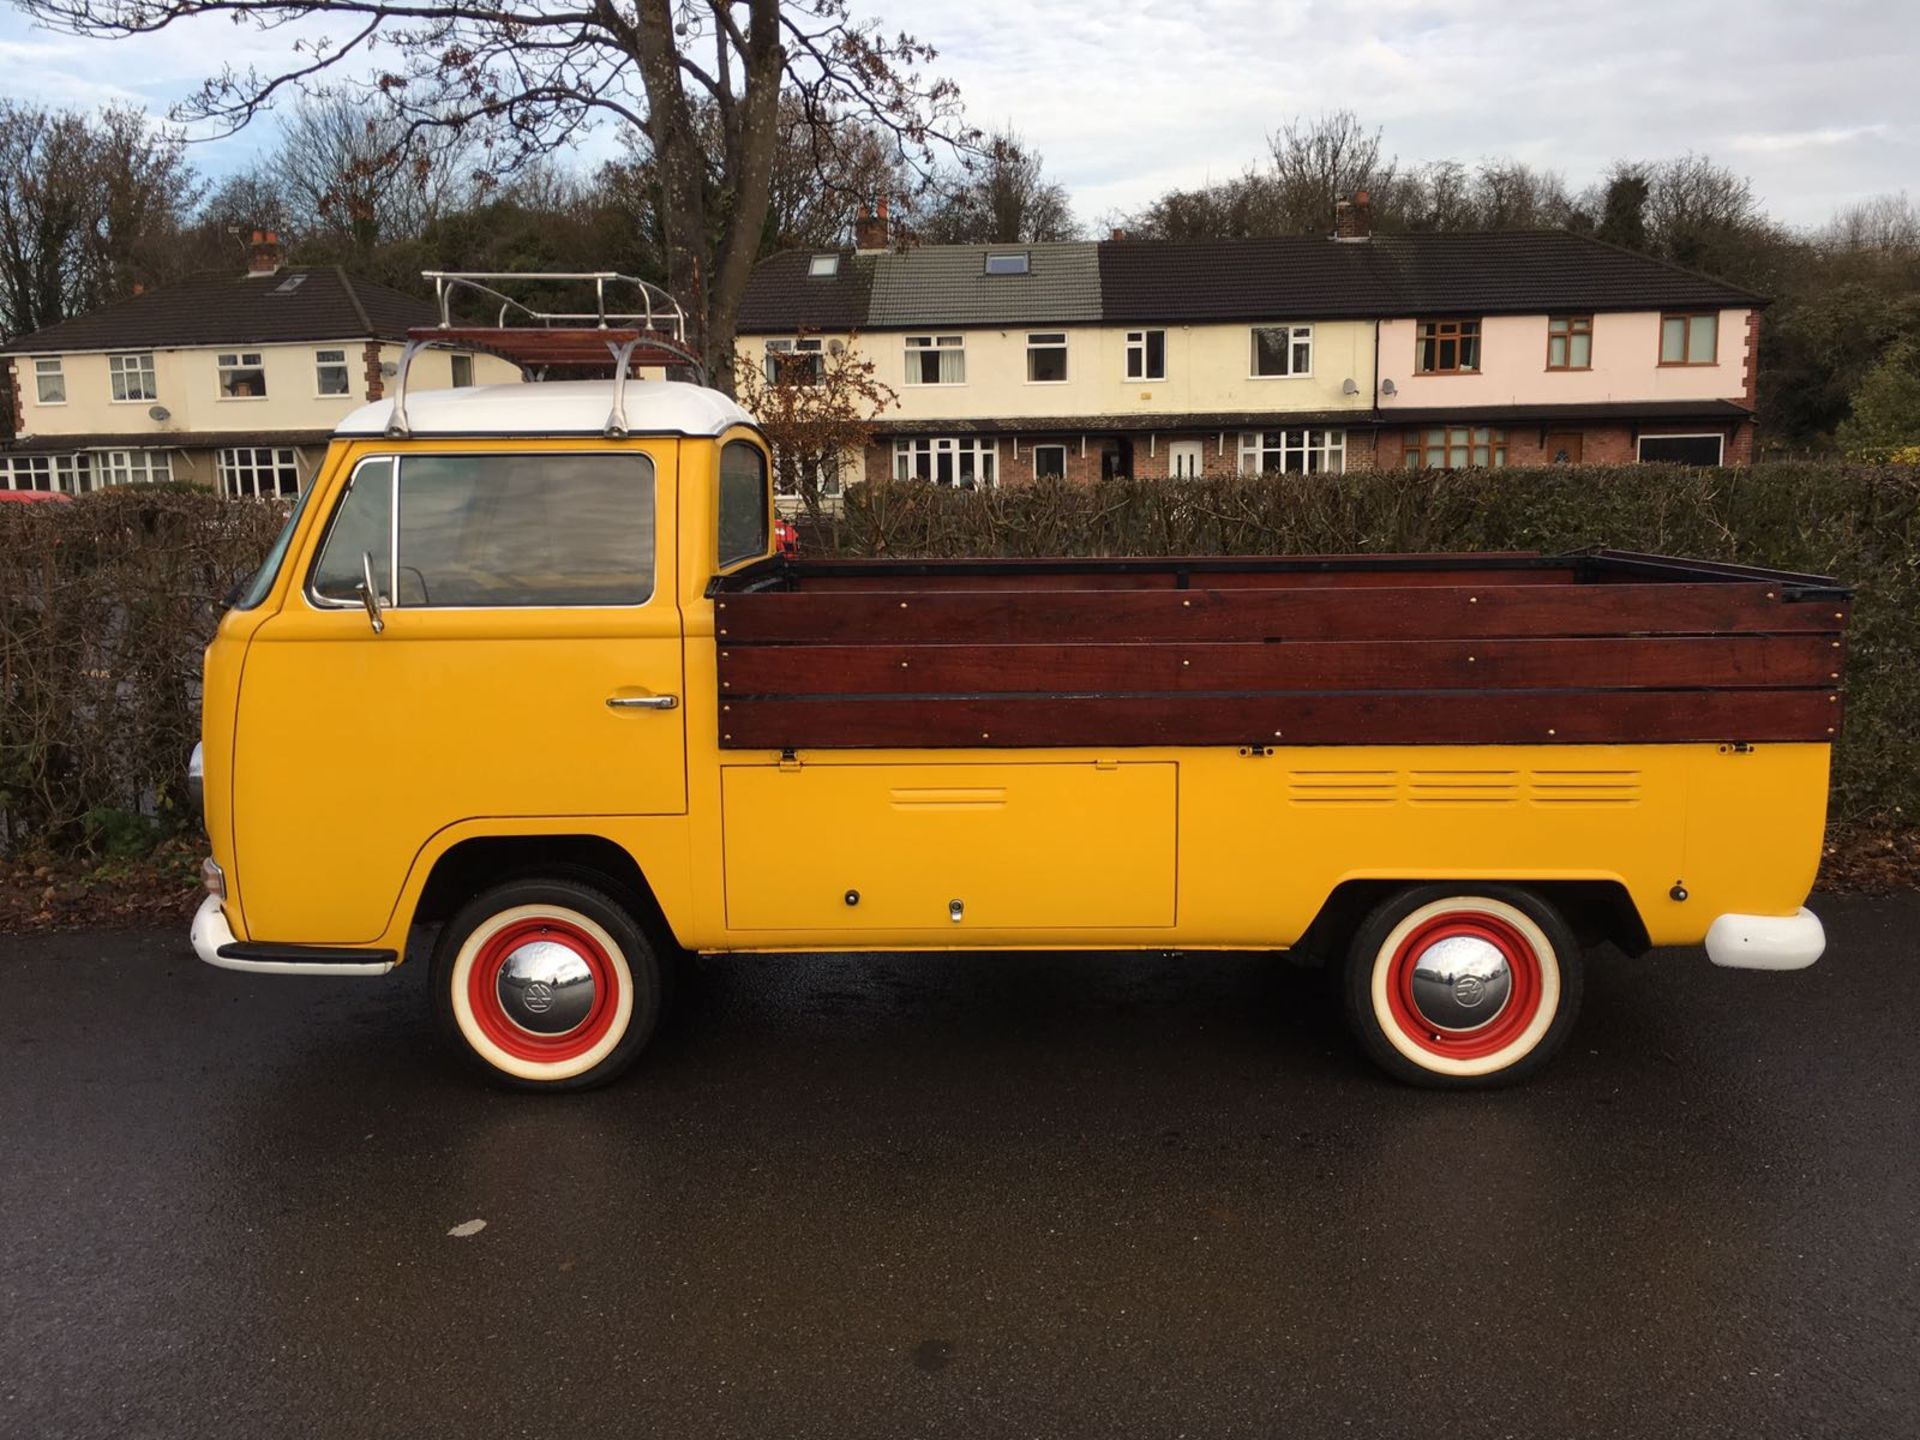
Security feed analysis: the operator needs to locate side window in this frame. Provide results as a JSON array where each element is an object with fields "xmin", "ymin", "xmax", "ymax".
[
  {"xmin": 311, "ymin": 459, "xmax": 394, "ymax": 603},
  {"xmin": 398, "ymin": 453, "xmax": 655, "ymax": 606},
  {"xmin": 717, "ymin": 440, "xmax": 769, "ymax": 570},
  {"xmin": 310, "ymin": 453, "xmax": 655, "ymax": 608}
]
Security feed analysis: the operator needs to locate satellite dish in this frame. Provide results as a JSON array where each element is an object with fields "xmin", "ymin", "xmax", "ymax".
[
  {"xmin": 380, "ymin": 361, "xmax": 399, "ymax": 377},
  {"xmin": 1341, "ymin": 378, "xmax": 1359, "ymax": 395},
  {"xmin": 827, "ymin": 339, "xmax": 846, "ymax": 356},
  {"xmin": 148, "ymin": 405, "xmax": 171, "ymax": 422}
]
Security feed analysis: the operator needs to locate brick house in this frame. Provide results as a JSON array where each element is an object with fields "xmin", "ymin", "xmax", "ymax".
[
  {"xmin": 0, "ymin": 234, "xmax": 518, "ymax": 497},
  {"xmin": 737, "ymin": 196, "xmax": 1764, "ymax": 489}
]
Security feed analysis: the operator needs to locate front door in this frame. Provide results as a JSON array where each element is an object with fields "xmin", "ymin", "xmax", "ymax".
[
  {"xmin": 1167, "ymin": 440, "xmax": 1204, "ymax": 478},
  {"xmin": 231, "ymin": 444, "xmax": 685, "ymax": 944},
  {"xmin": 1546, "ymin": 431, "xmax": 1584, "ymax": 464}
]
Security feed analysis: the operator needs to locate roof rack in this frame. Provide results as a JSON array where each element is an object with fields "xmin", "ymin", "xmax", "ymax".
[{"xmin": 385, "ymin": 271, "xmax": 705, "ymax": 439}]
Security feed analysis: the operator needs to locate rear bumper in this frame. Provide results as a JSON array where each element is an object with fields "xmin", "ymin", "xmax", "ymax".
[
  {"xmin": 190, "ymin": 895, "xmax": 397, "ymax": 976},
  {"xmin": 1704, "ymin": 906, "xmax": 1825, "ymax": 971}
]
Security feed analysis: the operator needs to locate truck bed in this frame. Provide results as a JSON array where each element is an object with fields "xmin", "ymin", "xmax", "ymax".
[{"xmin": 709, "ymin": 551, "xmax": 1850, "ymax": 749}]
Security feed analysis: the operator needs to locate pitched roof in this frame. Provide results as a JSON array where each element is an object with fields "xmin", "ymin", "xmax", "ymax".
[
  {"xmin": 741, "ymin": 230, "xmax": 1764, "ymax": 333},
  {"xmin": 0, "ymin": 267, "xmax": 440, "ymax": 354}
]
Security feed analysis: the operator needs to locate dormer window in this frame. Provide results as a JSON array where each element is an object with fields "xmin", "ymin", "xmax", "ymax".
[
  {"xmin": 984, "ymin": 252, "xmax": 1030, "ymax": 276},
  {"xmin": 808, "ymin": 254, "xmax": 840, "ymax": 277}
]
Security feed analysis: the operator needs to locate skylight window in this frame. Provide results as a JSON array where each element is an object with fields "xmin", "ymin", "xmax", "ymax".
[
  {"xmin": 984, "ymin": 252, "xmax": 1030, "ymax": 276},
  {"xmin": 808, "ymin": 254, "xmax": 840, "ymax": 277},
  {"xmin": 274, "ymin": 274, "xmax": 307, "ymax": 294}
]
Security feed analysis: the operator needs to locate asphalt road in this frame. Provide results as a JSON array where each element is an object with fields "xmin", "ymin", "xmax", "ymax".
[{"xmin": 2, "ymin": 898, "xmax": 1916, "ymax": 1440}]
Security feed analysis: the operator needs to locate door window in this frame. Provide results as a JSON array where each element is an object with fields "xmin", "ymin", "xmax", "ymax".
[{"xmin": 310, "ymin": 453, "xmax": 655, "ymax": 608}]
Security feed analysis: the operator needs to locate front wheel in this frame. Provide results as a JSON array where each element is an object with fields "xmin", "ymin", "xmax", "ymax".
[
  {"xmin": 431, "ymin": 877, "xmax": 663, "ymax": 1091},
  {"xmin": 1343, "ymin": 885, "xmax": 1584, "ymax": 1088}
]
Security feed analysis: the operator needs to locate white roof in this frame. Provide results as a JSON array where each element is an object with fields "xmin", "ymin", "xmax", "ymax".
[{"xmin": 335, "ymin": 379, "xmax": 757, "ymax": 439}]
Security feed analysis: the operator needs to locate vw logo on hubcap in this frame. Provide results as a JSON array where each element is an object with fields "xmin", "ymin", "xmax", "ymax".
[{"xmin": 522, "ymin": 980, "xmax": 555, "ymax": 1014}]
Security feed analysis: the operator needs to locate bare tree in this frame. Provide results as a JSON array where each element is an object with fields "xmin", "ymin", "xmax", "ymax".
[
  {"xmin": 1267, "ymin": 111, "xmax": 1399, "ymax": 232},
  {"xmin": 915, "ymin": 127, "xmax": 1077, "ymax": 245},
  {"xmin": 733, "ymin": 333, "xmax": 896, "ymax": 521},
  {"xmin": 0, "ymin": 101, "xmax": 199, "ymax": 340},
  {"xmin": 16, "ymin": 0, "xmax": 973, "ymax": 392},
  {"xmin": 272, "ymin": 92, "xmax": 478, "ymax": 248}
]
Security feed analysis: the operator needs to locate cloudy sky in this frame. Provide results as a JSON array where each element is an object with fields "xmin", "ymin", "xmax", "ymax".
[{"xmin": 0, "ymin": 0, "xmax": 1912, "ymax": 229}]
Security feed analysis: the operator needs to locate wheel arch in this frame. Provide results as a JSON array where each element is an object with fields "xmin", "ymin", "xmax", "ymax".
[
  {"xmin": 1297, "ymin": 876, "xmax": 1651, "ymax": 964},
  {"xmin": 408, "ymin": 833, "xmax": 684, "ymax": 959}
]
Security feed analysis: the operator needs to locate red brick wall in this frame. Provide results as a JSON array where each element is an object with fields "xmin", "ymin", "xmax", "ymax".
[
  {"xmin": 2, "ymin": 359, "xmax": 20, "ymax": 438},
  {"xmin": 362, "ymin": 341, "xmax": 385, "ymax": 402}
]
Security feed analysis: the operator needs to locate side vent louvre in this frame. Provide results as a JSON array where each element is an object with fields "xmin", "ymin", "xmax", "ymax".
[
  {"xmin": 1528, "ymin": 769, "xmax": 1642, "ymax": 806},
  {"xmin": 1287, "ymin": 769, "xmax": 1397, "ymax": 805}
]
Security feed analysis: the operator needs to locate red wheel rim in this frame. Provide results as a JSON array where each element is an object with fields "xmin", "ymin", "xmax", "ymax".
[
  {"xmin": 466, "ymin": 916, "xmax": 620, "ymax": 1064},
  {"xmin": 1383, "ymin": 910, "xmax": 1544, "ymax": 1060}
]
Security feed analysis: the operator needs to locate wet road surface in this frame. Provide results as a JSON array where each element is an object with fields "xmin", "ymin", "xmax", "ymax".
[{"xmin": 2, "ymin": 896, "xmax": 1916, "ymax": 1439}]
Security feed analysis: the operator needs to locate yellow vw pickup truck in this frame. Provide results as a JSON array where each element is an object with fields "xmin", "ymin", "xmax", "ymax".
[{"xmin": 188, "ymin": 375, "xmax": 1847, "ymax": 1092}]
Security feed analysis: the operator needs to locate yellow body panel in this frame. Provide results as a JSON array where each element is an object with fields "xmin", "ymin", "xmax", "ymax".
[{"xmin": 201, "ymin": 428, "xmax": 1832, "ymax": 959}]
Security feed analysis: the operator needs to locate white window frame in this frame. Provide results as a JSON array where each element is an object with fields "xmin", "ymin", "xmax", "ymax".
[
  {"xmin": 450, "ymin": 354, "xmax": 475, "ymax": 389},
  {"xmin": 1031, "ymin": 443, "xmax": 1068, "ymax": 481},
  {"xmin": 891, "ymin": 437, "xmax": 997, "ymax": 488},
  {"xmin": 1125, "ymin": 330, "xmax": 1166, "ymax": 381},
  {"xmin": 1250, "ymin": 324, "xmax": 1314, "ymax": 379},
  {"xmin": 765, "ymin": 337, "xmax": 825, "ymax": 386},
  {"xmin": 93, "ymin": 449, "xmax": 172, "ymax": 486},
  {"xmin": 1025, "ymin": 332, "xmax": 1068, "ymax": 385},
  {"xmin": 217, "ymin": 446, "xmax": 303, "ymax": 498},
  {"xmin": 807, "ymin": 254, "xmax": 840, "ymax": 277},
  {"xmin": 216, "ymin": 351, "xmax": 269, "ymax": 401},
  {"xmin": 1236, "ymin": 428, "xmax": 1346, "ymax": 475},
  {"xmin": 1635, "ymin": 432, "xmax": 1725, "ymax": 465},
  {"xmin": 314, "ymin": 348, "xmax": 352, "ymax": 397},
  {"xmin": 33, "ymin": 358, "xmax": 66, "ymax": 405},
  {"xmin": 108, "ymin": 352, "xmax": 156, "ymax": 403},
  {"xmin": 1, "ymin": 454, "xmax": 90, "ymax": 492},
  {"xmin": 904, "ymin": 334, "xmax": 965, "ymax": 386},
  {"xmin": 984, "ymin": 252, "xmax": 1030, "ymax": 275}
]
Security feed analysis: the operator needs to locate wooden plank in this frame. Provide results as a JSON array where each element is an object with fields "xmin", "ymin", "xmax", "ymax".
[
  {"xmin": 718, "ymin": 688, "xmax": 1843, "ymax": 750},
  {"xmin": 715, "ymin": 584, "xmax": 1847, "ymax": 645},
  {"xmin": 718, "ymin": 635, "xmax": 1840, "ymax": 697},
  {"xmin": 795, "ymin": 567, "xmax": 1580, "ymax": 593}
]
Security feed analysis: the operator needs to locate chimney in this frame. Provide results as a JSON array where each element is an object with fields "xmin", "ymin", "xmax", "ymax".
[
  {"xmin": 853, "ymin": 195, "xmax": 890, "ymax": 252},
  {"xmin": 247, "ymin": 229, "xmax": 285, "ymax": 276},
  {"xmin": 1109, "ymin": 227, "xmax": 1128, "ymax": 242},
  {"xmin": 1332, "ymin": 191, "xmax": 1372, "ymax": 242}
]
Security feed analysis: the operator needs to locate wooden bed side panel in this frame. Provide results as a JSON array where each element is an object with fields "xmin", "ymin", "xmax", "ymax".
[
  {"xmin": 792, "ymin": 567, "xmax": 1581, "ymax": 593},
  {"xmin": 718, "ymin": 635, "xmax": 1840, "ymax": 697},
  {"xmin": 718, "ymin": 688, "xmax": 1843, "ymax": 750},
  {"xmin": 715, "ymin": 584, "xmax": 1846, "ymax": 645}
]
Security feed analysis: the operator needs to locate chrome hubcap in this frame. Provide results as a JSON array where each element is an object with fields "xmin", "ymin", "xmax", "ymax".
[
  {"xmin": 1408, "ymin": 934, "xmax": 1513, "ymax": 1031},
  {"xmin": 495, "ymin": 938, "xmax": 596, "ymax": 1035}
]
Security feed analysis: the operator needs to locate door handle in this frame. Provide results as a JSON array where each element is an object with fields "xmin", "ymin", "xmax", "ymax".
[{"xmin": 606, "ymin": 694, "xmax": 678, "ymax": 710}]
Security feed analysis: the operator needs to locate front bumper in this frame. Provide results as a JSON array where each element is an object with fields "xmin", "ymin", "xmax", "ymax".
[
  {"xmin": 190, "ymin": 894, "xmax": 396, "ymax": 976},
  {"xmin": 1704, "ymin": 907, "xmax": 1825, "ymax": 971}
]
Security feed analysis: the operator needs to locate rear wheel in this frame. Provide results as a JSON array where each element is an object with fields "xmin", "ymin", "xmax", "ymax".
[
  {"xmin": 1343, "ymin": 885, "xmax": 1584, "ymax": 1088},
  {"xmin": 431, "ymin": 877, "xmax": 662, "ymax": 1091}
]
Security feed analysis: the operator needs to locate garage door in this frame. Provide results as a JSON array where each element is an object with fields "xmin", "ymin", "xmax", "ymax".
[{"xmin": 1638, "ymin": 434, "xmax": 1724, "ymax": 465}]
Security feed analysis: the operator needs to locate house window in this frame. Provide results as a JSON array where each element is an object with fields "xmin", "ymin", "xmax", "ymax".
[
  {"xmin": 1026, "ymin": 332, "xmax": 1068, "ymax": 384},
  {"xmin": 315, "ymin": 349, "xmax": 351, "ymax": 396},
  {"xmin": 94, "ymin": 449, "xmax": 172, "ymax": 486},
  {"xmin": 1403, "ymin": 427, "xmax": 1507, "ymax": 469},
  {"xmin": 808, "ymin": 254, "xmax": 840, "ymax": 277},
  {"xmin": 218, "ymin": 446, "xmax": 303, "ymax": 499},
  {"xmin": 1237, "ymin": 429, "xmax": 1346, "ymax": 475},
  {"xmin": 217, "ymin": 351, "xmax": 268, "ymax": 399},
  {"xmin": 1637, "ymin": 433, "xmax": 1724, "ymax": 465},
  {"xmin": 905, "ymin": 335, "xmax": 965, "ymax": 385},
  {"xmin": 1031, "ymin": 444, "xmax": 1067, "ymax": 480},
  {"xmin": 764, "ymin": 338, "xmax": 825, "ymax": 385},
  {"xmin": 450, "ymin": 354, "xmax": 474, "ymax": 389},
  {"xmin": 1, "ymin": 454, "xmax": 91, "ymax": 492},
  {"xmin": 1417, "ymin": 320, "xmax": 1481, "ymax": 374},
  {"xmin": 1125, "ymin": 330, "xmax": 1166, "ymax": 381},
  {"xmin": 984, "ymin": 252, "xmax": 1030, "ymax": 275},
  {"xmin": 892, "ymin": 437, "xmax": 997, "ymax": 488},
  {"xmin": 1660, "ymin": 313, "xmax": 1718, "ymax": 365},
  {"xmin": 774, "ymin": 453, "xmax": 843, "ymax": 501},
  {"xmin": 33, "ymin": 359, "xmax": 66, "ymax": 404},
  {"xmin": 108, "ymin": 353, "xmax": 156, "ymax": 402},
  {"xmin": 1251, "ymin": 324, "xmax": 1313, "ymax": 377},
  {"xmin": 1547, "ymin": 316, "xmax": 1592, "ymax": 370}
]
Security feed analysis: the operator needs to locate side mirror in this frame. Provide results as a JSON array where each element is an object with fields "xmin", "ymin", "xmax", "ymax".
[{"xmin": 356, "ymin": 550, "xmax": 386, "ymax": 634}]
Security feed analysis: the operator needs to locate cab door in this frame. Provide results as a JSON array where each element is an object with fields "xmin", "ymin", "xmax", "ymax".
[{"xmin": 231, "ymin": 444, "xmax": 684, "ymax": 944}]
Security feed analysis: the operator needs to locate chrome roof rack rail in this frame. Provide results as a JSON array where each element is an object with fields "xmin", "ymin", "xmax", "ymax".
[{"xmin": 382, "ymin": 272, "xmax": 705, "ymax": 438}]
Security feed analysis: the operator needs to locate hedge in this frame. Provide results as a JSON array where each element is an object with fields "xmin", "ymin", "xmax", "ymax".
[{"xmin": 2, "ymin": 463, "xmax": 1915, "ymax": 856}]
